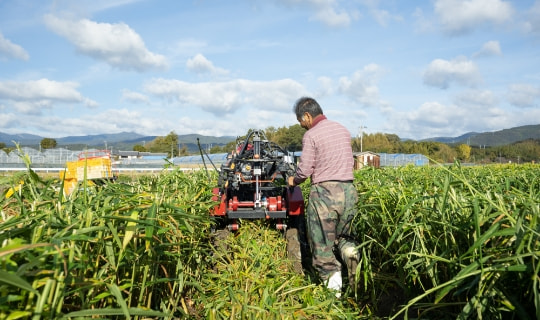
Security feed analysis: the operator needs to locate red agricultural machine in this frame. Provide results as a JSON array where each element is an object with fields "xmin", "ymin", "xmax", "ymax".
[{"xmin": 208, "ymin": 129, "xmax": 308, "ymax": 272}]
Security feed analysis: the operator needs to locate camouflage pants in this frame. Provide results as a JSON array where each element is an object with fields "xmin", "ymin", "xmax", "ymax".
[{"xmin": 305, "ymin": 181, "xmax": 358, "ymax": 281}]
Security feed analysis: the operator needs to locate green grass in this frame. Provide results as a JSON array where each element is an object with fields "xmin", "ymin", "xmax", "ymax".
[
  {"xmin": 1, "ymin": 155, "xmax": 539, "ymax": 319},
  {"xmin": 1, "ymin": 158, "xmax": 214, "ymax": 319},
  {"xmin": 352, "ymin": 163, "xmax": 540, "ymax": 319}
]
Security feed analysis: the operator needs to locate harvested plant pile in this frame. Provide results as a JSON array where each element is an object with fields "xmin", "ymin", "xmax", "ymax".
[{"xmin": 196, "ymin": 222, "xmax": 357, "ymax": 319}]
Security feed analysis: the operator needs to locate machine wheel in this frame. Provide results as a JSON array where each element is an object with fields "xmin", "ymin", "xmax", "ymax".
[
  {"xmin": 286, "ymin": 227, "xmax": 303, "ymax": 274},
  {"xmin": 285, "ymin": 215, "xmax": 310, "ymax": 274},
  {"xmin": 212, "ymin": 228, "xmax": 230, "ymax": 253},
  {"xmin": 210, "ymin": 228, "xmax": 231, "ymax": 272}
]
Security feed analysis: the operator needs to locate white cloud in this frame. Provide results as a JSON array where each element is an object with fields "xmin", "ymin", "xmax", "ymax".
[
  {"xmin": 409, "ymin": 101, "xmax": 466, "ymax": 128},
  {"xmin": 143, "ymin": 78, "xmax": 306, "ymax": 115},
  {"xmin": 186, "ymin": 54, "xmax": 229, "ymax": 75},
  {"xmin": 396, "ymin": 100, "xmax": 509, "ymax": 139},
  {"xmin": 121, "ymin": 89, "xmax": 150, "ymax": 104},
  {"xmin": 0, "ymin": 79, "xmax": 98, "ymax": 113},
  {"xmin": 0, "ymin": 113, "xmax": 20, "ymax": 130},
  {"xmin": 0, "ymin": 32, "xmax": 29, "ymax": 61},
  {"xmin": 454, "ymin": 89, "xmax": 498, "ymax": 108},
  {"xmin": 473, "ymin": 40, "xmax": 502, "ymax": 58},
  {"xmin": 523, "ymin": 1, "xmax": 540, "ymax": 36},
  {"xmin": 278, "ymin": 0, "xmax": 356, "ymax": 27},
  {"xmin": 507, "ymin": 83, "xmax": 540, "ymax": 108},
  {"xmin": 312, "ymin": 5, "xmax": 352, "ymax": 27},
  {"xmin": 80, "ymin": 0, "xmax": 146, "ymax": 13},
  {"xmin": 25, "ymin": 108, "xmax": 166, "ymax": 137},
  {"xmin": 0, "ymin": 79, "xmax": 83, "ymax": 101},
  {"xmin": 423, "ymin": 57, "xmax": 481, "ymax": 89},
  {"xmin": 43, "ymin": 14, "xmax": 168, "ymax": 71},
  {"xmin": 434, "ymin": 0, "xmax": 514, "ymax": 35},
  {"xmin": 315, "ymin": 76, "xmax": 334, "ymax": 96},
  {"xmin": 390, "ymin": 90, "xmax": 540, "ymax": 140},
  {"xmin": 78, "ymin": 108, "xmax": 161, "ymax": 133},
  {"xmin": 83, "ymin": 97, "xmax": 99, "ymax": 108},
  {"xmin": 371, "ymin": 9, "xmax": 402, "ymax": 26},
  {"xmin": 338, "ymin": 64, "xmax": 386, "ymax": 108},
  {"xmin": 358, "ymin": 0, "xmax": 403, "ymax": 26},
  {"xmin": 170, "ymin": 39, "xmax": 208, "ymax": 56},
  {"xmin": 12, "ymin": 100, "xmax": 53, "ymax": 114},
  {"xmin": 412, "ymin": 7, "xmax": 432, "ymax": 33}
]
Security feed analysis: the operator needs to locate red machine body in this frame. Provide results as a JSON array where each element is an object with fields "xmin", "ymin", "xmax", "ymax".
[{"xmin": 211, "ymin": 129, "xmax": 305, "ymax": 229}]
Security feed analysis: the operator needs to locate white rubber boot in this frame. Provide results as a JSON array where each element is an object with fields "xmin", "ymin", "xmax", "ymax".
[{"xmin": 326, "ymin": 271, "xmax": 342, "ymax": 298}]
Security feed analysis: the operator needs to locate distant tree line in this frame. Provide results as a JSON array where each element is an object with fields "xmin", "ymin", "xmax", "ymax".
[
  {"xmin": 356, "ymin": 132, "xmax": 539, "ymax": 164},
  {"xmin": 1, "ymin": 127, "xmax": 538, "ymax": 164},
  {"xmin": 201, "ymin": 126, "xmax": 540, "ymax": 164},
  {"xmin": 132, "ymin": 131, "xmax": 189, "ymax": 158},
  {"xmin": 0, "ymin": 138, "xmax": 58, "ymax": 152},
  {"xmin": 203, "ymin": 125, "xmax": 306, "ymax": 155}
]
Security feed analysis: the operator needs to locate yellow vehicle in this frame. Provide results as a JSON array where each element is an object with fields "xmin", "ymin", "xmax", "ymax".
[{"xmin": 60, "ymin": 150, "xmax": 116, "ymax": 195}]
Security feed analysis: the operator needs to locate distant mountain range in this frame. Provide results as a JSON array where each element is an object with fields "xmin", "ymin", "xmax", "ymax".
[
  {"xmin": 0, "ymin": 131, "xmax": 236, "ymax": 152},
  {"xmin": 1, "ymin": 124, "xmax": 538, "ymax": 151},
  {"xmin": 420, "ymin": 124, "xmax": 540, "ymax": 147}
]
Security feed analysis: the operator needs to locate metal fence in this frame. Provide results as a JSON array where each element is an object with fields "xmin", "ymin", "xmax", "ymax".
[
  {"xmin": 172, "ymin": 153, "xmax": 229, "ymax": 166},
  {"xmin": 0, "ymin": 147, "xmax": 226, "ymax": 171},
  {"xmin": 0, "ymin": 147, "xmax": 80, "ymax": 165},
  {"xmin": 379, "ymin": 153, "xmax": 429, "ymax": 167},
  {"xmin": 1, "ymin": 148, "xmax": 430, "ymax": 170}
]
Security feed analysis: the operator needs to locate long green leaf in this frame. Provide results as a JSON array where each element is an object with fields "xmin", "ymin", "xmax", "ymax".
[
  {"xmin": 107, "ymin": 283, "xmax": 131, "ymax": 319},
  {"xmin": 0, "ymin": 270, "xmax": 38, "ymax": 294},
  {"xmin": 62, "ymin": 308, "xmax": 167, "ymax": 318}
]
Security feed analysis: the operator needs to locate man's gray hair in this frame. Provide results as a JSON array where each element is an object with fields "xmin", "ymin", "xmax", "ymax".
[{"xmin": 293, "ymin": 97, "xmax": 323, "ymax": 119}]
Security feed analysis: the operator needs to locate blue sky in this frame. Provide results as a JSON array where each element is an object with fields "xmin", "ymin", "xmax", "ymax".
[{"xmin": 0, "ymin": 0, "xmax": 539, "ymax": 141}]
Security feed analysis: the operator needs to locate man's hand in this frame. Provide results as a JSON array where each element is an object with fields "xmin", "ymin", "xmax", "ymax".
[{"xmin": 287, "ymin": 176, "xmax": 295, "ymax": 187}]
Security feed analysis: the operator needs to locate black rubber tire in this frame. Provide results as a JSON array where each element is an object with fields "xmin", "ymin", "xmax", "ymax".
[
  {"xmin": 285, "ymin": 214, "xmax": 310, "ymax": 274},
  {"xmin": 211, "ymin": 228, "xmax": 230, "ymax": 257},
  {"xmin": 286, "ymin": 227, "xmax": 304, "ymax": 274}
]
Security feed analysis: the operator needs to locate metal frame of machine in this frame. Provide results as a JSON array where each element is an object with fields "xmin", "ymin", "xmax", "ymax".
[{"xmin": 210, "ymin": 129, "xmax": 305, "ymax": 231}]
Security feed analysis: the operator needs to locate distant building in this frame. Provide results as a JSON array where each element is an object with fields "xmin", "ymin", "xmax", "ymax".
[
  {"xmin": 115, "ymin": 151, "xmax": 139, "ymax": 160},
  {"xmin": 354, "ymin": 151, "xmax": 380, "ymax": 169},
  {"xmin": 353, "ymin": 152, "xmax": 429, "ymax": 169},
  {"xmin": 112, "ymin": 150, "xmax": 169, "ymax": 166},
  {"xmin": 114, "ymin": 151, "xmax": 168, "ymax": 161}
]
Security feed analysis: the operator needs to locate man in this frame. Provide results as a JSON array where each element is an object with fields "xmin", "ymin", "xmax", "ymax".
[{"xmin": 287, "ymin": 97, "xmax": 359, "ymax": 295}]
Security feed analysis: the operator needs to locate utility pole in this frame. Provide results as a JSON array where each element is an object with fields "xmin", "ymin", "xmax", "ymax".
[{"xmin": 358, "ymin": 125, "xmax": 367, "ymax": 152}]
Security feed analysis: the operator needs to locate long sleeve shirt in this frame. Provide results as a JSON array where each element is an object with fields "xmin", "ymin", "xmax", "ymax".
[{"xmin": 293, "ymin": 115, "xmax": 354, "ymax": 185}]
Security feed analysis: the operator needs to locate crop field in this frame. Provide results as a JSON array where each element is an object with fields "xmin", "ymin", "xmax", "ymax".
[{"xmin": 1, "ymin": 156, "xmax": 539, "ymax": 319}]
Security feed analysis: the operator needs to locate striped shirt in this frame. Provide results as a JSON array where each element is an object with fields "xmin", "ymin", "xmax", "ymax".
[{"xmin": 293, "ymin": 115, "xmax": 354, "ymax": 185}]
